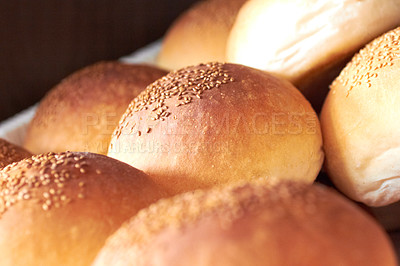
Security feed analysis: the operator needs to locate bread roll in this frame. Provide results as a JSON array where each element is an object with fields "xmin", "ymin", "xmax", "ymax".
[
  {"xmin": 93, "ymin": 181, "xmax": 396, "ymax": 266},
  {"xmin": 0, "ymin": 138, "xmax": 31, "ymax": 168},
  {"xmin": 321, "ymin": 27, "xmax": 400, "ymax": 207},
  {"xmin": 24, "ymin": 61, "xmax": 167, "ymax": 155},
  {"xmin": 227, "ymin": 0, "xmax": 400, "ymax": 110},
  {"xmin": 0, "ymin": 151, "xmax": 167, "ymax": 266},
  {"xmin": 108, "ymin": 62, "xmax": 323, "ymax": 194},
  {"xmin": 157, "ymin": 0, "xmax": 247, "ymax": 70}
]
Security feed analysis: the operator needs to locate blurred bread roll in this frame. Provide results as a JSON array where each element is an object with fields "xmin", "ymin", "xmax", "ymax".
[
  {"xmin": 108, "ymin": 62, "xmax": 323, "ymax": 194},
  {"xmin": 227, "ymin": 0, "xmax": 400, "ymax": 110},
  {"xmin": 0, "ymin": 138, "xmax": 31, "ymax": 168},
  {"xmin": 321, "ymin": 27, "xmax": 400, "ymax": 207},
  {"xmin": 157, "ymin": 0, "xmax": 247, "ymax": 70},
  {"xmin": 94, "ymin": 181, "xmax": 396, "ymax": 266},
  {"xmin": 24, "ymin": 61, "xmax": 167, "ymax": 155},
  {"xmin": 0, "ymin": 151, "xmax": 167, "ymax": 266}
]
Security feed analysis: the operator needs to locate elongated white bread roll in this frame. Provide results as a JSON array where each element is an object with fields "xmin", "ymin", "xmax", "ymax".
[{"xmin": 227, "ymin": 0, "xmax": 400, "ymax": 109}]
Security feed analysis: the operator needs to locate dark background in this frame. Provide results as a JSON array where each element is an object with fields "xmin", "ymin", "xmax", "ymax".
[{"xmin": 0, "ymin": 0, "xmax": 197, "ymax": 121}]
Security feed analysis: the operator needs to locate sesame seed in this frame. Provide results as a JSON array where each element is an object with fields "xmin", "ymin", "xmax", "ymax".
[
  {"xmin": 0, "ymin": 152, "xmax": 93, "ymax": 217},
  {"xmin": 338, "ymin": 27, "xmax": 400, "ymax": 96},
  {"xmin": 113, "ymin": 62, "xmax": 234, "ymax": 138}
]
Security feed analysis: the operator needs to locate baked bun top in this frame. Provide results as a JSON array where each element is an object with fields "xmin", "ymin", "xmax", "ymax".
[
  {"xmin": 0, "ymin": 151, "xmax": 167, "ymax": 266},
  {"xmin": 24, "ymin": 61, "xmax": 167, "ymax": 155},
  {"xmin": 321, "ymin": 27, "xmax": 400, "ymax": 207},
  {"xmin": 94, "ymin": 180, "xmax": 396, "ymax": 266},
  {"xmin": 109, "ymin": 62, "xmax": 323, "ymax": 194}
]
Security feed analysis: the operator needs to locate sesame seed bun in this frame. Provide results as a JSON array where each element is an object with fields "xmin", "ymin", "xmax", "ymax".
[
  {"xmin": 0, "ymin": 152, "xmax": 167, "ymax": 266},
  {"xmin": 157, "ymin": 0, "xmax": 247, "ymax": 70},
  {"xmin": 227, "ymin": 0, "xmax": 400, "ymax": 110},
  {"xmin": 321, "ymin": 27, "xmax": 400, "ymax": 207},
  {"xmin": 24, "ymin": 61, "xmax": 167, "ymax": 155},
  {"xmin": 93, "ymin": 181, "xmax": 396, "ymax": 266},
  {"xmin": 108, "ymin": 62, "xmax": 324, "ymax": 195},
  {"xmin": 0, "ymin": 139, "xmax": 32, "ymax": 168}
]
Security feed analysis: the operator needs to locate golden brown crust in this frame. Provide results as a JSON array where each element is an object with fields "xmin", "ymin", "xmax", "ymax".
[
  {"xmin": 0, "ymin": 151, "xmax": 168, "ymax": 266},
  {"xmin": 0, "ymin": 139, "xmax": 32, "ymax": 168},
  {"xmin": 94, "ymin": 181, "xmax": 397, "ymax": 266},
  {"xmin": 108, "ymin": 62, "xmax": 323, "ymax": 195},
  {"xmin": 321, "ymin": 27, "xmax": 400, "ymax": 206},
  {"xmin": 157, "ymin": 0, "xmax": 247, "ymax": 70},
  {"xmin": 24, "ymin": 61, "xmax": 167, "ymax": 155}
]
